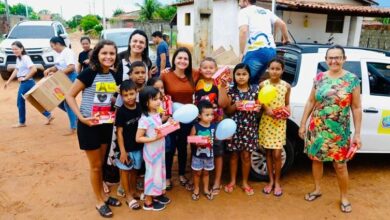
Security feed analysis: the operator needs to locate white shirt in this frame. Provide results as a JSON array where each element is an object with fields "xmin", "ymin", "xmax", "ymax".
[
  {"xmin": 238, "ymin": 5, "xmax": 279, "ymax": 51},
  {"xmin": 16, "ymin": 55, "xmax": 34, "ymax": 78},
  {"xmin": 54, "ymin": 47, "xmax": 75, "ymax": 71}
]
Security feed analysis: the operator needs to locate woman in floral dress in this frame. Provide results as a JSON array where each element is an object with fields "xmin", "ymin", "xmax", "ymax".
[{"xmin": 299, "ymin": 45, "xmax": 362, "ymax": 213}]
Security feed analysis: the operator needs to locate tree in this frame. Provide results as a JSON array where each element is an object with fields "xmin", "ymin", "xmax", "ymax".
[
  {"xmin": 113, "ymin": 8, "xmax": 125, "ymax": 17},
  {"xmin": 0, "ymin": 2, "xmax": 6, "ymax": 15},
  {"xmin": 156, "ymin": 5, "xmax": 176, "ymax": 21},
  {"xmin": 38, "ymin": 9, "xmax": 51, "ymax": 15},
  {"xmin": 10, "ymin": 3, "xmax": 33, "ymax": 16},
  {"xmin": 51, "ymin": 13, "xmax": 66, "ymax": 24},
  {"xmin": 80, "ymin": 14, "xmax": 100, "ymax": 32},
  {"xmin": 137, "ymin": 0, "xmax": 161, "ymax": 21},
  {"xmin": 67, "ymin": 15, "xmax": 83, "ymax": 29}
]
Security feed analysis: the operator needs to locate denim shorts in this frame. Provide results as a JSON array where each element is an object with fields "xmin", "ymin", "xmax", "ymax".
[
  {"xmin": 115, "ymin": 150, "xmax": 142, "ymax": 170},
  {"xmin": 243, "ymin": 47, "xmax": 276, "ymax": 84},
  {"xmin": 191, "ymin": 156, "xmax": 214, "ymax": 171}
]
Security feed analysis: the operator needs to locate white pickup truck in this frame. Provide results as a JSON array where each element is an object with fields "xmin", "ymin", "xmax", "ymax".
[{"xmin": 250, "ymin": 44, "xmax": 390, "ymax": 181}]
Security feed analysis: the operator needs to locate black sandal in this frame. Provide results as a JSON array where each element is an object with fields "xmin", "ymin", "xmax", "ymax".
[
  {"xmin": 304, "ymin": 192, "xmax": 322, "ymax": 202},
  {"xmin": 191, "ymin": 192, "xmax": 200, "ymax": 201},
  {"xmin": 204, "ymin": 191, "xmax": 214, "ymax": 200},
  {"xmin": 96, "ymin": 204, "xmax": 113, "ymax": 218},
  {"xmin": 105, "ymin": 197, "xmax": 122, "ymax": 207}
]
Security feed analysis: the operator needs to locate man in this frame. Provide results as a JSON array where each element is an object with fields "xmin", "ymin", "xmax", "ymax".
[
  {"xmin": 152, "ymin": 31, "xmax": 171, "ymax": 77},
  {"xmin": 238, "ymin": 0, "xmax": 289, "ymax": 84}
]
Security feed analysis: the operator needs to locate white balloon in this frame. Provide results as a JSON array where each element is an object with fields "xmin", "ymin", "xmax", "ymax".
[
  {"xmin": 216, "ymin": 119, "xmax": 237, "ymax": 140},
  {"xmin": 173, "ymin": 104, "xmax": 198, "ymax": 124},
  {"xmin": 172, "ymin": 102, "xmax": 184, "ymax": 113}
]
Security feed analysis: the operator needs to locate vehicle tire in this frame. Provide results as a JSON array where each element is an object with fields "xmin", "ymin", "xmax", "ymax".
[
  {"xmin": 1, "ymin": 71, "xmax": 11, "ymax": 80},
  {"xmin": 250, "ymin": 138, "xmax": 295, "ymax": 181}
]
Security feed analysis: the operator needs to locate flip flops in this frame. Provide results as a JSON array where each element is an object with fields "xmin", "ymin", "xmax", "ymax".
[
  {"xmin": 191, "ymin": 192, "xmax": 200, "ymax": 201},
  {"xmin": 242, "ymin": 186, "xmax": 255, "ymax": 196},
  {"xmin": 304, "ymin": 192, "xmax": 322, "ymax": 202},
  {"xmin": 262, "ymin": 185, "xmax": 273, "ymax": 195},
  {"xmin": 224, "ymin": 183, "xmax": 235, "ymax": 193},
  {"xmin": 211, "ymin": 185, "xmax": 222, "ymax": 196},
  {"xmin": 126, "ymin": 199, "xmax": 141, "ymax": 210},
  {"xmin": 340, "ymin": 202, "xmax": 352, "ymax": 213},
  {"xmin": 204, "ymin": 191, "xmax": 214, "ymax": 200},
  {"xmin": 273, "ymin": 187, "xmax": 283, "ymax": 197}
]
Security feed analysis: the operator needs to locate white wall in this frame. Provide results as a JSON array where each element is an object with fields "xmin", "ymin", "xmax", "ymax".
[
  {"xmin": 282, "ymin": 11, "xmax": 351, "ymax": 45},
  {"xmin": 176, "ymin": 4, "xmax": 194, "ymax": 47},
  {"xmin": 347, "ymin": 16, "xmax": 363, "ymax": 46},
  {"xmin": 297, "ymin": 0, "xmax": 362, "ymax": 5}
]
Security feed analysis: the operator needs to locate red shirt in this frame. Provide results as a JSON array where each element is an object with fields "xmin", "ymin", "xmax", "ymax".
[{"xmin": 161, "ymin": 69, "xmax": 199, "ymax": 104}]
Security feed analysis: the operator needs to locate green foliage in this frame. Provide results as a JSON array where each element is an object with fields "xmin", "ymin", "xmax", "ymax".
[
  {"xmin": 0, "ymin": 2, "xmax": 6, "ymax": 14},
  {"xmin": 94, "ymin": 24, "xmax": 103, "ymax": 33},
  {"xmin": 156, "ymin": 5, "xmax": 176, "ymax": 21},
  {"xmin": 80, "ymin": 15, "xmax": 100, "ymax": 32},
  {"xmin": 137, "ymin": 0, "xmax": 161, "ymax": 21},
  {"xmin": 67, "ymin": 15, "xmax": 83, "ymax": 29},
  {"xmin": 113, "ymin": 8, "xmax": 125, "ymax": 17},
  {"xmin": 10, "ymin": 3, "xmax": 33, "ymax": 16}
]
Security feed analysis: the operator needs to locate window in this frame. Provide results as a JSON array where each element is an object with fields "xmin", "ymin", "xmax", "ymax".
[
  {"xmin": 185, "ymin": 13, "xmax": 191, "ymax": 26},
  {"xmin": 55, "ymin": 24, "xmax": 64, "ymax": 35},
  {"xmin": 276, "ymin": 50, "xmax": 300, "ymax": 86},
  {"xmin": 326, "ymin": 14, "xmax": 344, "ymax": 33},
  {"xmin": 8, "ymin": 25, "xmax": 55, "ymax": 39},
  {"xmin": 367, "ymin": 62, "xmax": 390, "ymax": 96},
  {"xmin": 317, "ymin": 61, "xmax": 362, "ymax": 91}
]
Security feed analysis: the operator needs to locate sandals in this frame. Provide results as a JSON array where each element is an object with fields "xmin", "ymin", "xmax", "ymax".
[
  {"xmin": 191, "ymin": 192, "xmax": 200, "ymax": 201},
  {"xmin": 204, "ymin": 191, "xmax": 214, "ymax": 200},
  {"xmin": 242, "ymin": 186, "xmax": 255, "ymax": 196},
  {"xmin": 166, "ymin": 180, "xmax": 173, "ymax": 191},
  {"xmin": 224, "ymin": 183, "xmax": 235, "ymax": 193},
  {"xmin": 105, "ymin": 197, "xmax": 122, "ymax": 207},
  {"xmin": 211, "ymin": 185, "xmax": 222, "ymax": 196},
  {"xmin": 262, "ymin": 185, "xmax": 273, "ymax": 195},
  {"xmin": 185, "ymin": 182, "xmax": 194, "ymax": 191},
  {"xmin": 126, "ymin": 199, "xmax": 141, "ymax": 210},
  {"xmin": 340, "ymin": 202, "xmax": 352, "ymax": 213},
  {"xmin": 273, "ymin": 187, "xmax": 283, "ymax": 197},
  {"xmin": 304, "ymin": 192, "xmax": 322, "ymax": 202},
  {"xmin": 179, "ymin": 176, "xmax": 189, "ymax": 186},
  {"xmin": 96, "ymin": 204, "xmax": 113, "ymax": 218}
]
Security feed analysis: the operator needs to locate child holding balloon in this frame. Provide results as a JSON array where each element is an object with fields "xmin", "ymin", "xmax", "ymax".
[
  {"xmin": 259, "ymin": 58, "xmax": 291, "ymax": 197},
  {"xmin": 223, "ymin": 63, "xmax": 261, "ymax": 196}
]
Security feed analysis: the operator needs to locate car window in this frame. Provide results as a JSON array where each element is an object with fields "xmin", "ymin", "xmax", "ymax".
[
  {"xmin": 105, "ymin": 32, "xmax": 132, "ymax": 48},
  {"xmin": 276, "ymin": 50, "xmax": 300, "ymax": 86},
  {"xmin": 317, "ymin": 61, "xmax": 362, "ymax": 90},
  {"xmin": 367, "ymin": 62, "xmax": 390, "ymax": 96},
  {"xmin": 8, "ymin": 25, "xmax": 55, "ymax": 39},
  {"xmin": 55, "ymin": 24, "xmax": 64, "ymax": 35}
]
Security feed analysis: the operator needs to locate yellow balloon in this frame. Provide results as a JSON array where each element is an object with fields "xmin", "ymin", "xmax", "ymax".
[{"xmin": 258, "ymin": 85, "xmax": 277, "ymax": 104}]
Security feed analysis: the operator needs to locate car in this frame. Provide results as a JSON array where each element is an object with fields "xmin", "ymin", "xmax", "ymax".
[
  {"xmin": 100, "ymin": 28, "xmax": 157, "ymax": 66},
  {"xmin": 250, "ymin": 43, "xmax": 390, "ymax": 181},
  {"xmin": 0, "ymin": 21, "xmax": 71, "ymax": 80}
]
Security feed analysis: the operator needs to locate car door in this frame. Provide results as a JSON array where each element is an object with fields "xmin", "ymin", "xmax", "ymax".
[{"xmin": 359, "ymin": 58, "xmax": 390, "ymax": 152}]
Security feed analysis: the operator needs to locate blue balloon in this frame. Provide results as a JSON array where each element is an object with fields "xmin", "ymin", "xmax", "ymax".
[
  {"xmin": 173, "ymin": 104, "xmax": 198, "ymax": 124},
  {"xmin": 216, "ymin": 119, "xmax": 237, "ymax": 140},
  {"xmin": 172, "ymin": 102, "xmax": 184, "ymax": 113}
]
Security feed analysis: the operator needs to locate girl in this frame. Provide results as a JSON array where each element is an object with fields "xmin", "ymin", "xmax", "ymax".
[
  {"xmin": 259, "ymin": 59, "xmax": 291, "ymax": 197},
  {"xmin": 224, "ymin": 63, "xmax": 260, "ymax": 196},
  {"xmin": 195, "ymin": 57, "xmax": 229, "ymax": 195},
  {"xmin": 136, "ymin": 86, "xmax": 170, "ymax": 211},
  {"xmin": 65, "ymin": 40, "xmax": 122, "ymax": 218},
  {"xmin": 77, "ymin": 36, "xmax": 92, "ymax": 73},
  {"xmin": 4, "ymin": 41, "xmax": 54, "ymax": 127},
  {"xmin": 44, "ymin": 36, "xmax": 77, "ymax": 135},
  {"xmin": 161, "ymin": 47, "xmax": 199, "ymax": 190}
]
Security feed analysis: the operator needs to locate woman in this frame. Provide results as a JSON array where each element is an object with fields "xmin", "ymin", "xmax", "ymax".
[
  {"xmin": 299, "ymin": 45, "xmax": 362, "ymax": 213},
  {"xmin": 66, "ymin": 40, "xmax": 122, "ymax": 218},
  {"xmin": 44, "ymin": 36, "xmax": 77, "ymax": 135},
  {"xmin": 77, "ymin": 36, "xmax": 92, "ymax": 73},
  {"xmin": 4, "ymin": 41, "xmax": 54, "ymax": 127},
  {"xmin": 161, "ymin": 47, "xmax": 199, "ymax": 190}
]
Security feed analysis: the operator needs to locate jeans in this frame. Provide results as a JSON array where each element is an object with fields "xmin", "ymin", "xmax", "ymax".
[
  {"xmin": 243, "ymin": 47, "xmax": 276, "ymax": 85},
  {"xmin": 59, "ymin": 72, "xmax": 77, "ymax": 129},
  {"xmin": 17, "ymin": 79, "xmax": 51, "ymax": 124},
  {"xmin": 165, "ymin": 122, "xmax": 193, "ymax": 179}
]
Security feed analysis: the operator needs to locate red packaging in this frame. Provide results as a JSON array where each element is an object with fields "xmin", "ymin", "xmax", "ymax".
[
  {"xmin": 212, "ymin": 66, "xmax": 232, "ymax": 86},
  {"xmin": 156, "ymin": 120, "xmax": 180, "ymax": 136},
  {"xmin": 187, "ymin": 136, "xmax": 210, "ymax": 144},
  {"xmin": 162, "ymin": 95, "xmax": 173, "ymax": 115},
  {"xmin": 272, "ymin": 107, "xmax": 290, "ymax": 119},
  {"xmin": 236, "ymin": 100, "xmax": 258, "ymax": 111},
  {"xmin": 346, "ymin": 143, "xmax": 358, "ymax": 160},
  {"xmin": 92, "ymin": 106, "xmax": 115, "ymax": 124}
]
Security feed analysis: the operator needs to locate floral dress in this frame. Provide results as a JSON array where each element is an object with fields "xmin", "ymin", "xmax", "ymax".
[
  {"xmin": 226, "ymin": 85, "xmax": 259, "ymax": 152},
  {"xmin": 259, "ymin": 80, "xmax": 288, "ymax": 149},
  {"xmin": 304, "ymin": 72, "xmax": 360, "ymax": 162}
]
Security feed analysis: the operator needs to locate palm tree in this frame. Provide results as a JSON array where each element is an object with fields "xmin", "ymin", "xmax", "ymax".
[{"xmin": 136, "ymin": 0, "xmax": 161, "ymax": 21}]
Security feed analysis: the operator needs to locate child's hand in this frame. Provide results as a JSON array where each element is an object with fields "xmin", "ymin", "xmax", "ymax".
[
  {"xmin": 298, "ymin": 127, "xmax": 306, "ymax": 140},
  {"xmin": 120, "ymin": 151, "xmax": 130, "ymax": 164},
  {"xmin": 254, "ymin": 103, "xmax": 262, "ymax": 112},
  {"xmin": 155, "ymin": 130, "xmax": 165, "ymax": 141},
  {"xmin": 265, "ymin": 108, "xmax": 274, "ymax": 117},
  {"xmin": 80, "ymin": 116, "xmax": 98, "ymax": 127}
]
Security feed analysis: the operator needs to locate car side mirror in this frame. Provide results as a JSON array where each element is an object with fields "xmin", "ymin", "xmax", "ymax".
[{"xmin": 3, "ymin": 34, "xmax": 7, "ymax": 38}]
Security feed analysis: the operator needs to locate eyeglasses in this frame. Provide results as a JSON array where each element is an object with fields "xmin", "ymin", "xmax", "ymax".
[{"xmin": 326, "ymin": 56, "xmax": 344, "ymax": 61}]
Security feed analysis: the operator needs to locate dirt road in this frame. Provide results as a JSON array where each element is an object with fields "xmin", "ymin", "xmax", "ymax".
[{"xmin": 1, "ymin": 33, "xmax": 390, "ymax": 219}]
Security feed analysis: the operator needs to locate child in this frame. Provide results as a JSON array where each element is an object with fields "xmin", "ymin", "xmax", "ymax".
[
  {"xmin": 4, "ymin": 41, "xmax": 54, "ymax": 127},
  {"xmin": 115, "ymin": 80, "xmax": 143, "ymax": 210},
  {"xmin": 136, "ymin": 86, "xmax": 170, "ymax": 211},
  {"xmin": 190, "ymin": 100, "xmax": 216, "ymax": 201},
  {"xmin": 65, "ymin": 40, "xmax": 122, "ymax": 218},
  {"xmin": 194, "ymin": 57, "xmax": 229, "ymax": 195},
  {"xmin": 147, "ymin": 78, "xmax": 174, "ymax": 190},
  {"xmin": 224, "ymin": 63, "xmax": 261, "ymax": 196},
  {"xmin": 259, "ymin": 59, "xmax": 291, "ymax": 197}
]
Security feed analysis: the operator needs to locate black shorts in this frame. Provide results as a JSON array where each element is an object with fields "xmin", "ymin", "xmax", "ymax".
[
  {"xmin": 213, "ymin": 140, "xmax": 225, "ymax": 157},
  {"xmin": 77, "ymin": 120, "xmax": 114, "ymax": 150}
]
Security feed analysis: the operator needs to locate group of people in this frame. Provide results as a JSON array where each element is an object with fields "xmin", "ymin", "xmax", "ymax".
[{"xmin": 3, "ymin": 0, "xmax": 362, "ymax": 218}]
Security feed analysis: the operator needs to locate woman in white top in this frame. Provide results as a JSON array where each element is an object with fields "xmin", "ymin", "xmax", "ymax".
[
  {"xmin": 44, "ymin": 36, "xmax": 77, "ymax": 135},
  {"xmin": 4, "ymin": 41, "xmax": 54, "ymax": 127}
]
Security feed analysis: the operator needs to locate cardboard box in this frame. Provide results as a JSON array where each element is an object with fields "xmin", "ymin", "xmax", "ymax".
[{"xmin": 23, "ymin": 71, "xmax": 72, "ymax": 113}]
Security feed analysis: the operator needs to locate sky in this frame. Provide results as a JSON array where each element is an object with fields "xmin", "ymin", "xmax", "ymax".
[
  {"xmin": 6, "ymin": 0, "xmax": 390, "ymax": 20},
  {"xmin": 7, "ymin": 0, "xmax": 174, "ymax": 20}
]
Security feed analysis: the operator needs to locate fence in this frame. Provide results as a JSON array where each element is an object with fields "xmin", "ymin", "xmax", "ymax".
[{"xmin": 359, "ymin": 26, "xmax": 390, "ymax": 50}]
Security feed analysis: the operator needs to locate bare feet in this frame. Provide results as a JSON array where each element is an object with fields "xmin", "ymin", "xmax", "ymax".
[
  {"xmin": 12, "ymin": 123, "xmax": 26, "ymax": 128},
  {"xmin": 44, "ymin": 115, "xmax": 55, "ymax": 125},
  {"xmin": 63, "ymin": 128, "xmax": 76, "ymax": 136}
]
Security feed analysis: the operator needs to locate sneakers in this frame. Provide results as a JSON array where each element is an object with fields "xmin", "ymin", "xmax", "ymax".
[
  {"xmin": 154, "ymin": 195, "xmax": 171, "ymax": 205},
  {"xmin": 143, "ymin": 201, "xmax": 165, "ymax": 211}
]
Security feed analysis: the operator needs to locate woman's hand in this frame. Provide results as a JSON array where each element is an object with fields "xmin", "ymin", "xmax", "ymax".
[
  {"xmin": 43, "ymin": 69, "xmax": 53, "ymax": 77},
  {"xmin": 298, "ymin": 126, "xmax": 306, "ymax": 140},
  {"xmin": 352, "ymin": 133, "xmax": 362, "ymax": 150},
  {"xmin": 120, "ymin": 151, "xmax": 130, "ymax": 164}
]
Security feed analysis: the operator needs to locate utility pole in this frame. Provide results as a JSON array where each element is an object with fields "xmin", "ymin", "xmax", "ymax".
[
  {"xmin": 272, "ymin": 0, "xmax": 276, "ymax": 13},
  {"xmin": 4, "ymin": 0, "xmax": 10, "ymax": 32},
  {"xmin": 102, "ymin": 0, "xmax": 106, "ymax": 29},
  {"xmin": 193, "ymin": 0, "xmax": 213, "ymax": 67},
  {"xmin": 25, "ymin": 2, "xmax": 29, "ymax": 19}
]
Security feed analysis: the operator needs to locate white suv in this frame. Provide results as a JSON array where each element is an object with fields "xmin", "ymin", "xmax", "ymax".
[
  {"xmin": 250, "ymin": 44, "xmax": 390, "ymax": 181},
  {"xmin": 0, "ymin": 21, "xmax": 71, "ymax": 80}
]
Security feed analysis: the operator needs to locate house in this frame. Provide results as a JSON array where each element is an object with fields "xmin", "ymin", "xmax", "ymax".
[
  {"xmin": 109, "ymin": 10, "xmax": 141, "ymax": 28},
  {"xmin": 173, "ymin": 0, "xmax": 390, "ymax": 56}
]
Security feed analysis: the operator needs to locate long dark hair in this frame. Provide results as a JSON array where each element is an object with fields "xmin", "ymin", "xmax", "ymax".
[
  {"xmin": 267, "ymin": 58, "xmax": 285, "ymax": 70},
  {"xmin": 50, "ymin": 36, "xmax": 66, "ymax": 47},
  {"xmin": 139, "ymin": 86, "xmax": 160, "ymax": 116},
  {"xmin": 89, "ymin": 40, "xmax": 119, "ymax": 72},
  {"xmin": 232, "ymin": 63, "xmax": 251, "ymax": 90},
  {"xmin": 171, "ymin": 47, "xmax": 194, "ymax": 87},
  {"xmin": 123, "ymin": 30, "xmax": 151, "ymax": 68},
  {"xmin": 11, "ymin": 41, "xmax": 27, "ymax": 59}
]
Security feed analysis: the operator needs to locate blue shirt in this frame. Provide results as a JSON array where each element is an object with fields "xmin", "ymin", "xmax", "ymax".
[{"xmin": 156, "ymin": 41, "xmax": 171, "ymax": 76}]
